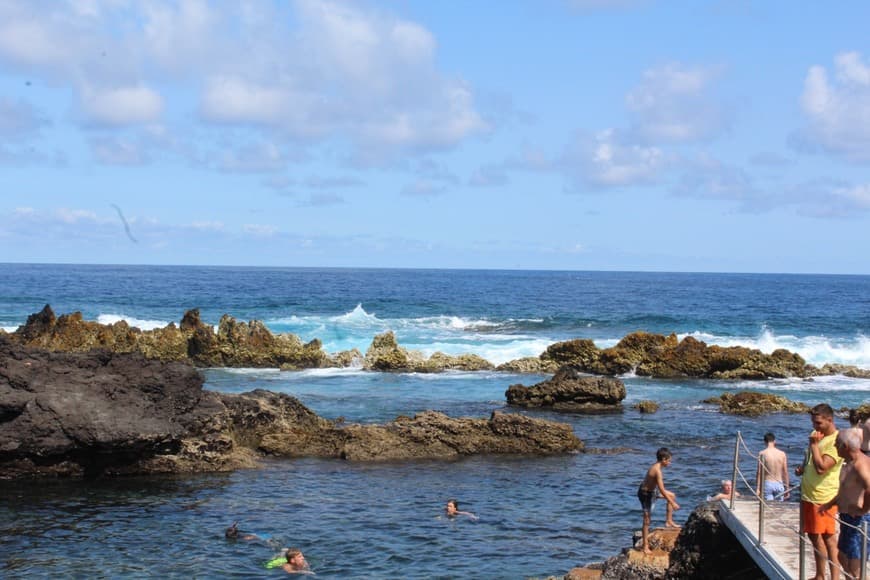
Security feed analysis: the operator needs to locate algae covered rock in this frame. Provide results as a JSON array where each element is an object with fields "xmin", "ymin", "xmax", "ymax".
[
  {"xmin": 634, "ymin": 400, "xmax": 660, "ymax": 414},
  {"xmin": 702, "ymin": 391, "xmax": 810, "ymax": 416},
  {"xmin": 506, "ymin": 365, "xmax": 625, "ymax": 413}
]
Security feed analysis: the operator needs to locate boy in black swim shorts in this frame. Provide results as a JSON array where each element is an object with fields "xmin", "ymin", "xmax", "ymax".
[{"xmin": 637, "ymin": 447, "xmax": 680, "ymax": 554}]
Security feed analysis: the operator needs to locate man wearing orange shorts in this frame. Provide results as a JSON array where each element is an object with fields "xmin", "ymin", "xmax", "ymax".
[{"xmin": 796, "ymin": 403, "xmax": 844, "ymax": 580}]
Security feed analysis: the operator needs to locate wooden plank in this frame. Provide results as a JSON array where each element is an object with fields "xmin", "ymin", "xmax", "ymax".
[{"xmin": 717, "ymin": 498, "xmax": 801, "ymax": 580}]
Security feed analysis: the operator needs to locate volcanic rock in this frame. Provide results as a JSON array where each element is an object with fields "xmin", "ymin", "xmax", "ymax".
[
  {"xmin": 0, "ymin": 337, "xmax": 582, "ymax": 479},
  {"xmin": 702, "ymin": 391, "xmax": 810, "ymax": 416},
  {"xmin": 506, "ymin": 366, "xmax": 625, "ymax": 413}
]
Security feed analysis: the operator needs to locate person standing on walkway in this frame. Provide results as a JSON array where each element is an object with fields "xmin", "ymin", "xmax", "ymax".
[
  {"xmin": 756, "ymin": 432, "xmax": 790, "ymax": 501},
  {"xmin": 795, "ymin": 403, "xmax": 844, "ymax": 580},
  {"xmin": 820, "ymin": 429, "xmax": 870, "ymax": 580}
]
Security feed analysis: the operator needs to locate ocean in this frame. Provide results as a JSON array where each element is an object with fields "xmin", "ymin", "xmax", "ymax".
[{"xmin": 1, "ymin": 264, "xmax": 868, "ymax": 578}]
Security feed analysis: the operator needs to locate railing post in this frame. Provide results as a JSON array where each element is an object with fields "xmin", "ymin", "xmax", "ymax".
[
  {"xmin": 860, "ymin": 519, "xmax": 868, "ymax": 580},
  {"xmin": 731, "ymin": 431, "xmax": 740, "ymax": 511},
  {"xmin": 799, "ymin": 503, "xmax": 806, "ymax": 580},
  {"xmin": 758, "ymin": 496, "xmax": 765, "ymax": 545}
]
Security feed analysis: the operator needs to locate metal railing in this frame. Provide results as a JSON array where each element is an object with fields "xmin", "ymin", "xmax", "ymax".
[{"xmin": 727, "ymin": 431, "xmax": 869, "ymax": 580}]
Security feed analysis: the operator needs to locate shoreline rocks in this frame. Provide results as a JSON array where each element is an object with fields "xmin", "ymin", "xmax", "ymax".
[
  {"xmin": 5, "ymin": 305, "xmax": 870, "ymax": 380},
  {"xmin": 0, "ymin": 337, "xmax": 582, "ymax": 479}
]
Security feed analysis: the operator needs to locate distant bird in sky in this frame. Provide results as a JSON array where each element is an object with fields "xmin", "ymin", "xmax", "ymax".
[{"xmin": 110, "ymin": 204, "xmax": 138, "ymax": 243}]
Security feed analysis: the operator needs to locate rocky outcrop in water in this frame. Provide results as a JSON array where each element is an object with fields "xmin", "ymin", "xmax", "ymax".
[
  {"xmin": 505, "ymin": 366, "xmax": 625, "ymax": 413},
  {"xmin": 363, "ymin": 330, "xmax": 494, "ymax": 372},
  {"xmin": 0, "ymin": 337, "xmax": 581, "ymax": 479},
  {"xmin": 566, "ymin": 502, "xmax": 765, "ymax": 579},
  {"xmin": 702, "ymin": 391, "xmax": 810, "ymax": 416},
  {"xmin": 664, "ymin": 502, "xmax": 765, "ymax": 579},
  {"xmin": 8, "ymin": 306, "xmax": 870, "ymax": 379},
  {"xmin": 520, "ymin": 333, "xmax": 813, "ymax": 379}
]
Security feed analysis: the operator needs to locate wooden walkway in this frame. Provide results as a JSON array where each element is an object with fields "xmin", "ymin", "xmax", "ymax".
[{"xmin": 718, "ymin": 498, "xmax": 803, "ymax": 580}]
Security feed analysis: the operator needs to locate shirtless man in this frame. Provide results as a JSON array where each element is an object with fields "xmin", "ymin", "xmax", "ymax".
[
  {"xmin": 820, "ymin": 429, "xmax": 870, "ymax": 579},
  {"xmin": 637, "ymin": 447, "xmax": 680, "ymax": 554},
  {"xmin": 757, "ymin": 432, "xmax": 790, "ymax": 501},
  {"xmin": 710, "ymin": 479, "xmax": 741, "ymax": 502},
  {"xmin": 858, "ymin": 409, "xmax": 870, "ymax": 456}
]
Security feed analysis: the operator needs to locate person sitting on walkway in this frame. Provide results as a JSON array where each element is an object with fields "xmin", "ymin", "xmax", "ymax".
[{"xmin": 756, "ymin": 432, "xmax": 790, "ymax": 501}]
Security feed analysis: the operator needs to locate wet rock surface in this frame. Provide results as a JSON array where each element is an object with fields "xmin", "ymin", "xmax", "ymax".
[
  {"xmin": 505, "ymin": 366, "xmax": 625, "ymax": 413},
  {"xmin": 570, "ymin": 502, "xmax": 765, "ymax": 580},
  {"xmin": 7, "ymin": 306, "xmax": 870, "ymax": 379},
  {"xmin": 703, "ymin": 390, "xmax": 811, "ymax": 416},
  {"xmin": 0, "ymin": 337, "xmax": 582, "ymax": 479}
]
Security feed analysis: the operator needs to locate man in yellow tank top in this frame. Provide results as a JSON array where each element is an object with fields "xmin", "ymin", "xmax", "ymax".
[{"xmin": 796, "ymin": 403, "xmax": 844, "ymax": 580}]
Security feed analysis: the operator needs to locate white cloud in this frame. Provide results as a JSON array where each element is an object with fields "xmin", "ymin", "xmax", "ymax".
[
  {"xmin": 799, "ymin": 52, "xmax": 870, "ymax": 162},
  {"xmin": 401, "ymin": 179, "xmax": 447, "ymax": 197},
  {"xmin": 90, "ymin": 135, "xmax": 149, "ymax": 166},
  {"xmin": 200, "ymin": 77, "xmax": 311, "ymax": 128},
  {"xmin": 189, "ymin": 221, "xmax": 225, "ymax": 232},
  {"xmin": 835, "ymin": 52, "xmax": 870, "ymax": 86},
  {"xmin": 674, "ymin": 155, "xmax": 755, "ymax": 201},
  {"xmin": 0, "ymin": 1, "xmax": 484, "ymax": 157},
  {"xmin": 0, "ymin": 98, "xmax": 47, "ymax": 139},
  {"xmin": 835, "ymin": 183, "xmax": 870, "ymax": 209},
  {"xmin": 218, "ymin": 140, "xmax": 292, "ymax": 173},
  {"xmin": 243, "ymin": 223, "xmax": 278, "ymax": 236},
  {"xmin": 80, "ymin": 84, "xmax": 164, "ymax": 126},
  {"xmin": 626, "ymin": 62, "xmax": 726, "ymax": 143},
  {"xmin": 298, "ymin": 193, "xmax": 345, "ymax": 206},
  {"xmin": 56, "ymin": 208, "xmax": 99, "ymax": 224},
  {"xmin": 469, "ymin": 164, "xmax": 509, "ymax": 187},
  {"xmin": 562, "ymin": 129, "xmax": 666, "ymax": 188}
]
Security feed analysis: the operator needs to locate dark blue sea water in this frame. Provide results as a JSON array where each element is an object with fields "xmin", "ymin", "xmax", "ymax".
[{"xmin": 1, "ymin": 264, "xmax": 868, "ymax": 578}]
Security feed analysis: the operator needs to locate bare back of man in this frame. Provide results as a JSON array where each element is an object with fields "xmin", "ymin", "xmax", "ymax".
[{"xmin": 758, "ymin": 447, "xmax": 789, "ymax": 498}]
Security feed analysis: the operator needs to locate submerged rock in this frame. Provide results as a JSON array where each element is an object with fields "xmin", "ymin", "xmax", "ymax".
[
  {"xmin": 703, "ymin": 391, "xmax": 810, "ymax": 416},
  {"xmin": 0, "ymin": 337, "xmax": 582, "ymax": 479},
  {"xmin": 634, "ymin": 400, "xmax": 660, "ymax": 414},
  {"xmin": 506, "ymin": 366, "xmax": 625, "ymax": 413}
]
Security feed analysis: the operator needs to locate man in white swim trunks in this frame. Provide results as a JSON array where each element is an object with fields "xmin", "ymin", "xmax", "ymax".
[{"xmin": 756, "ymin": 432, "xmax": 789, "ymax": 501}]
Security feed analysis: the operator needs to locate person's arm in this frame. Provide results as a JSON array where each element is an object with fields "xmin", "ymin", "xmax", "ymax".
[
  {"xmin": 782, "ymin": 453, "xmax": 790, "ymax": 496},
  {"xmin": 756, "ymin": 457, "xmax": 763, "ymax": 496},
  {"xmin": 655, "ymin": 470, "xmax": 678, "ymax": 507},
  {"xmin": 809, "ymin": 433, "xmax": 836, "ymax": 474},
  {"xmin": 818, "ymin": 490, "xmax": 840, "ymax": 515}
]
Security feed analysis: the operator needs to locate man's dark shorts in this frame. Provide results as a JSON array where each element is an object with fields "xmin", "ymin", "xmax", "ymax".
[{"xmin": 839, "ymin": 513, "xmax": 870, "ymax": 559}]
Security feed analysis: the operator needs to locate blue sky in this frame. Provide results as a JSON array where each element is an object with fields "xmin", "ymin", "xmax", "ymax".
[{"xmin": 1, "ymin": 0, "xmax": 869, "ymax": 273}]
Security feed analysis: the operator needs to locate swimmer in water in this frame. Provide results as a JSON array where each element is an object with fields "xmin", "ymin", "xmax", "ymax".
[
  {"xmin": 224, "ymin": 522, "xmax": 259, "ymax": 541},
  {"xmin": 445, "ymin": 499, "xmax": 478, "ymax": 520},
  {"xmin": 282, "ymin": 548, "xmax": 313, "ymax": 575}
]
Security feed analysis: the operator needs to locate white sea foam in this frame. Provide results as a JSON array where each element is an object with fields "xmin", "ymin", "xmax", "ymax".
[
  {"xmin": 676, "ymin": 328, "xmax": 870, "ymax": 368},
  {"xmin": 270, "ymin": 307, "xmax": 870, "ymax": 368},
  {"xmin": 97, "ymin": 314, "xmax": 171, "ymax": 331},
  {"xmin": 1, "ymin": 325, "xmax": 18, "ymax": 333}
]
